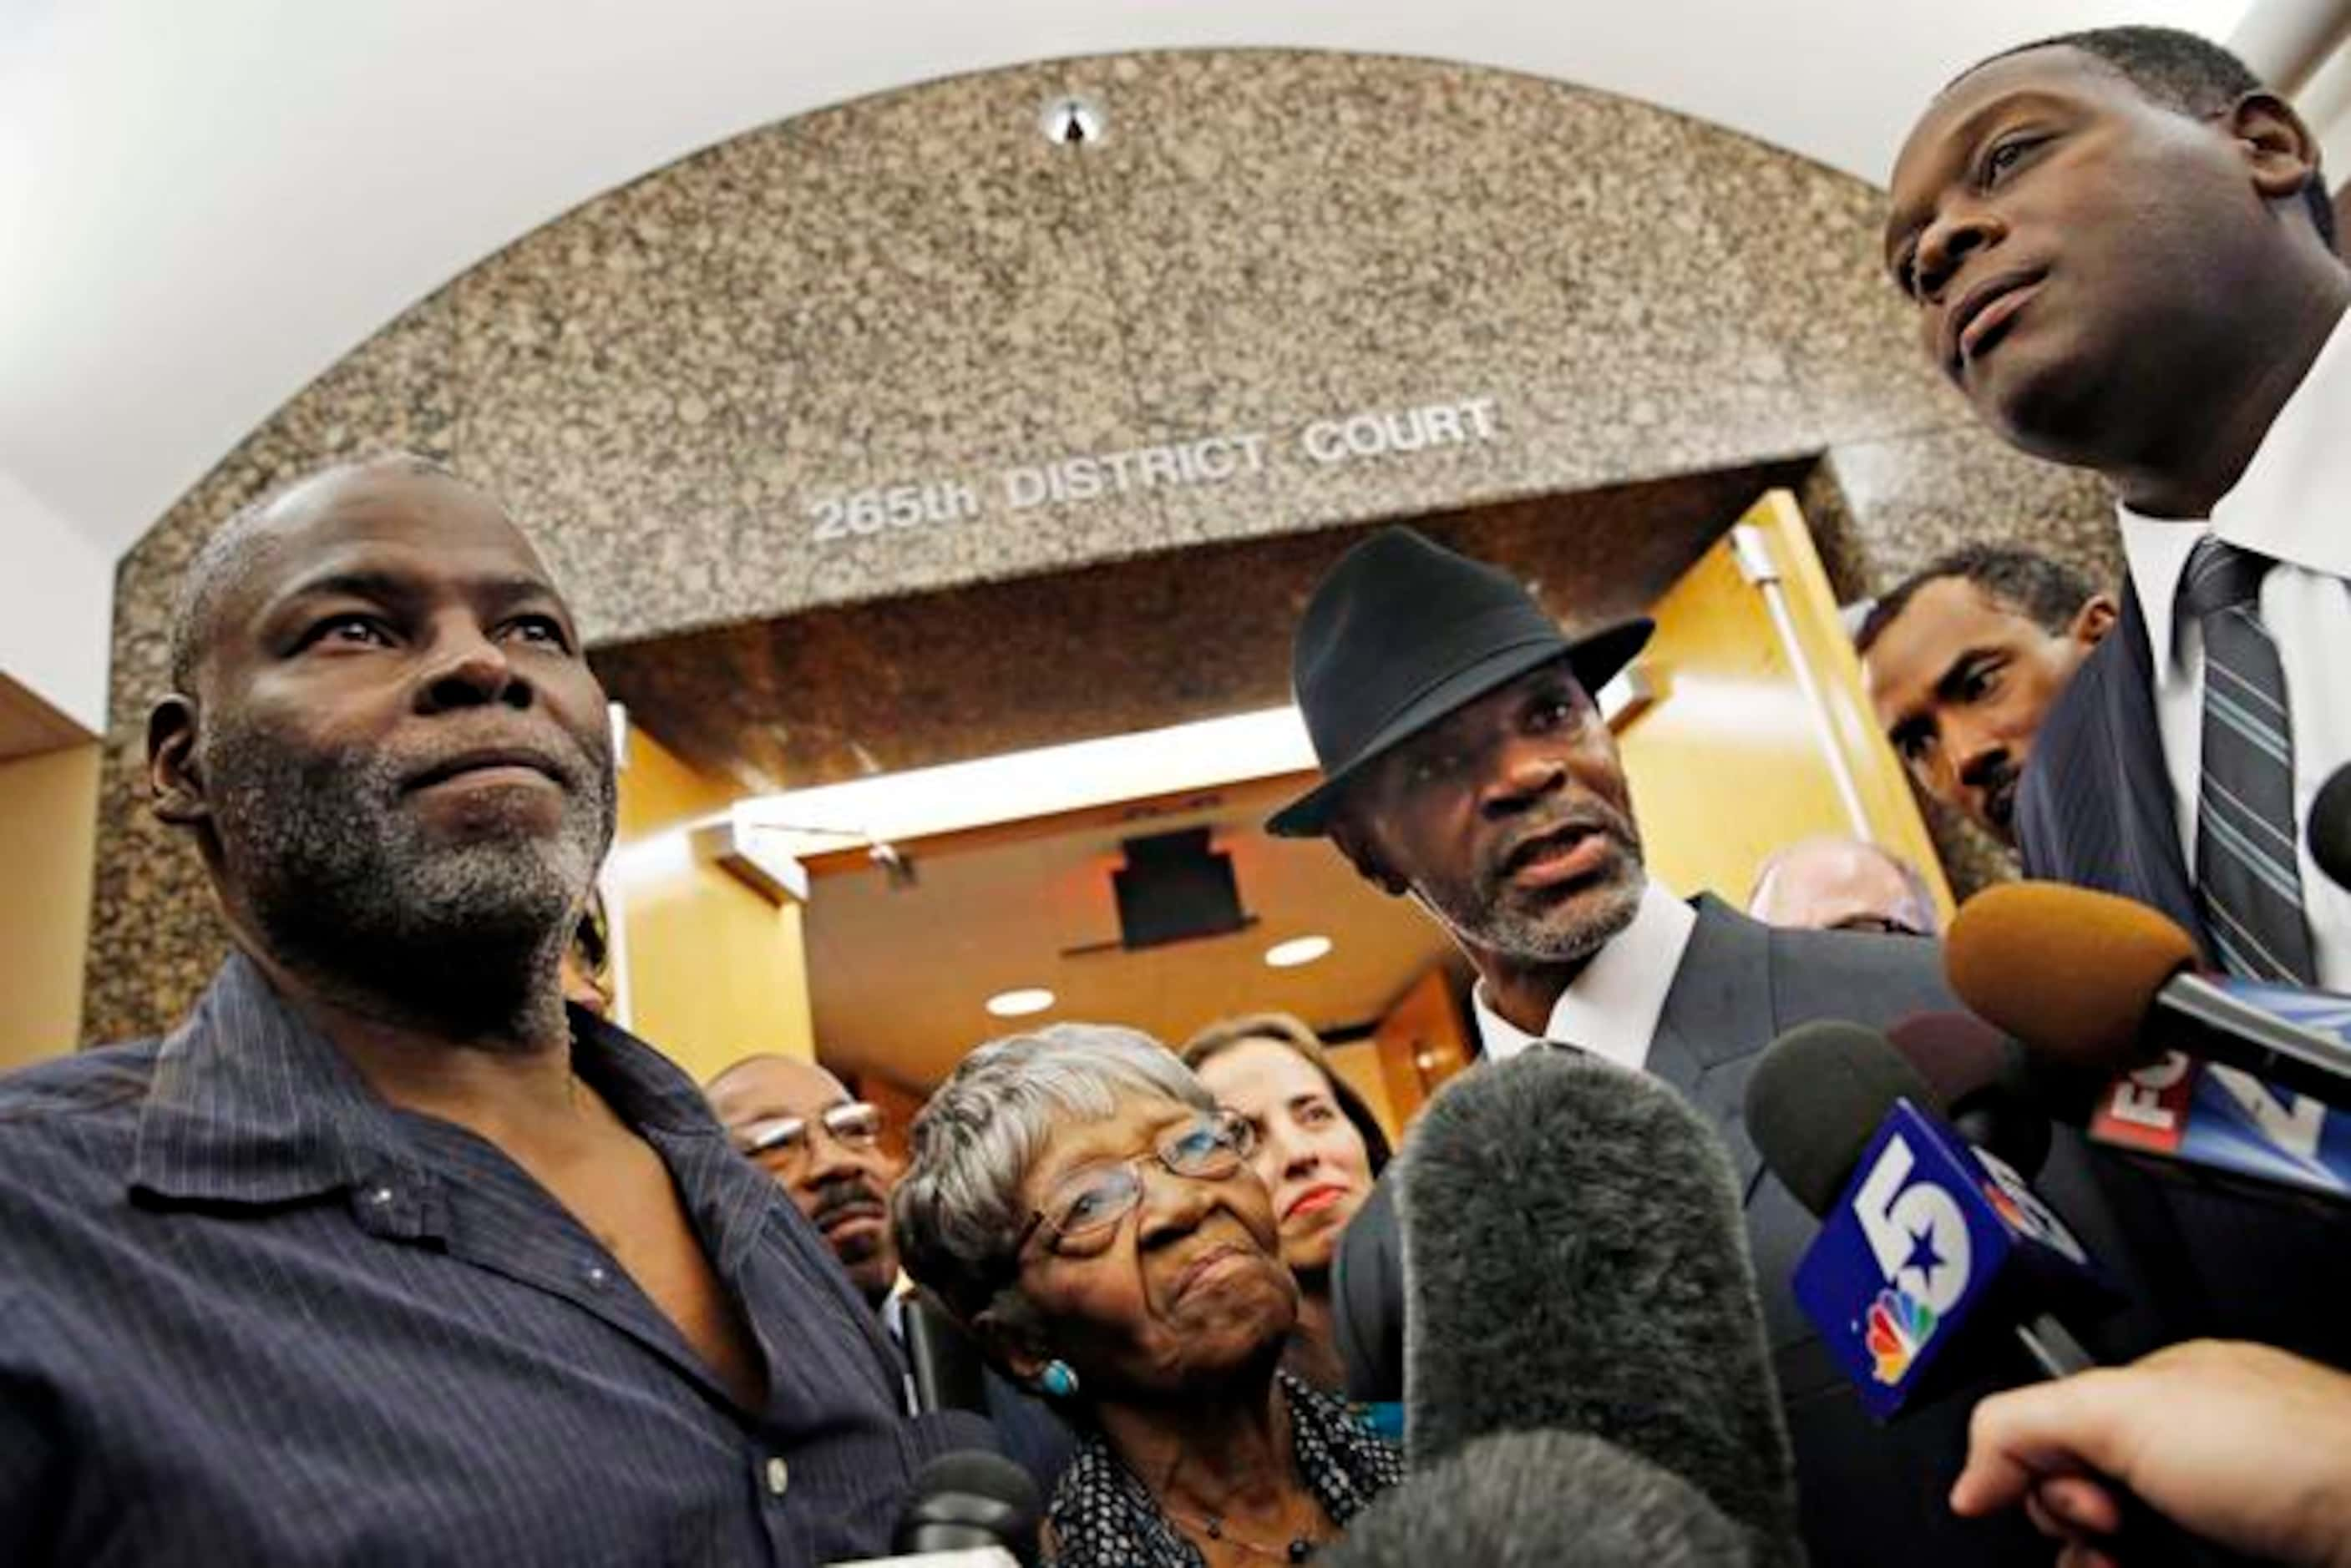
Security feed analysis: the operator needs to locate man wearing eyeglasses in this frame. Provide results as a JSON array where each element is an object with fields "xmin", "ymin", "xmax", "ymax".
[
  {"xmin": 707, "ymin": 1055, "xmax": 1075, "ymax": 1490},
  {"xmin": 707, "ymin": 1058, "xmax": 903, "ymax": 1307}
]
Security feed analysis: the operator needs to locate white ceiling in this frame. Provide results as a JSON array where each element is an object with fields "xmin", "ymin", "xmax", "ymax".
[{"xmin": 0, "ymin": 0, "xmax": 2254, "ymax": 568}]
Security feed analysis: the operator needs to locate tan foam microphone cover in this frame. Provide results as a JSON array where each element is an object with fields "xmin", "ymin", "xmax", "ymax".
[{"xmin": 1944, "ymin": 882, "xmax": 2201, "ymax": 1070}]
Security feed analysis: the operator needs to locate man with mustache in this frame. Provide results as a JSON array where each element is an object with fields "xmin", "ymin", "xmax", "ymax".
[
  {"xmin": 1858, "ymin": 545, "xmax": 2117, "ymax": 847},
  {"xmin": 707, "ymin": 1055, "xmax": 1074, "ymax": 1490},
  {"xmin": 0, "ymin": 455, "xmax": 963, "ymax": 1565},
  {"xmin": 707, "ymin": 1057, "xmax": 909, "ymax": 1308},
  {"xmin": 1885, "ymin": 26, "xmax": 2351, "ymax": 986},
  {"xmin": 1278, "ymin": 527, "xmax": 2103, "ymax": 1564}
]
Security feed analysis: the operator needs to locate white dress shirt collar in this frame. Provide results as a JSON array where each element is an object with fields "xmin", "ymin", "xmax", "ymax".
[
  {"xmin": 2120, "ymin": 303, "xmax": 2351, "ymax": 669},
  {"xmin": 2110, "ymin": 303, "xmax": 2351, "ymax": 993},
  {"xmin": 1470, "ymin": 878, "xmax": 1697, "ymax": 1074}
]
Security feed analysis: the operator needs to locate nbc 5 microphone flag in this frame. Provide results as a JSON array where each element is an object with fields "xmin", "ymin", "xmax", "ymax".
[
  {"xmin": 1793, "ymin": 1100, "xmax": 2108, "ymax": 1420},
  {"xmin": 2090, "ymin": 978, "xmax": 2351, "ymax": 1199}
]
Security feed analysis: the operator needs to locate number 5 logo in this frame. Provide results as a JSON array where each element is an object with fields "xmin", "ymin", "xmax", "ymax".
[{"xmin": 1852, "ymin": 1134, "xmax": 1972, "ymax": 1314}]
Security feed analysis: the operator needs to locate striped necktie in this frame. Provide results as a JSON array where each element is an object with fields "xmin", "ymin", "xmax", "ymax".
[{"xmin": 2179, "ymin": 536, "xmax": 2317, "ymax": 984}]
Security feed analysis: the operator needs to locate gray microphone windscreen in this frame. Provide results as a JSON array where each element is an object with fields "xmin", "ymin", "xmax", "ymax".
[
  {"xmin": 1397, "ymin": 1050, "xmax": 1797, "ymax": 1561},
  {"xmin": 1320, "ymin": 1429, "xmax": 1753, "ymax": 1568}
]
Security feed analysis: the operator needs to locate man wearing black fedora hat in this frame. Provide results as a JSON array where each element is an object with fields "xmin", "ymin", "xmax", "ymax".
[{"xmin": 1276, "ymin": 527, "xmax": 2110, "ymax": 1565}]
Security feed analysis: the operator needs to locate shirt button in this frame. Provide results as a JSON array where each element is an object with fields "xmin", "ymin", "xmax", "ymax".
[{"xmin": 764, "ymin": 1456, "xmax": 789, "ymax": 1497}]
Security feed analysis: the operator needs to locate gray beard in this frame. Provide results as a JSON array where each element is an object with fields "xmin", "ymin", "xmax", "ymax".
[
  {"xmin": 1418, "ymin": 856, "xmax": 1647, "ymax": 969},
  {"xmin": 200, "ymin": 716, "xmax": 616, "ymax": 1028}
]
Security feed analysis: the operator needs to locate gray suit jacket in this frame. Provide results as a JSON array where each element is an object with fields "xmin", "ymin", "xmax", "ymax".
[{"xmin": 1333, "ymin": 895, "xmax": 2070, "ymax": 1566}]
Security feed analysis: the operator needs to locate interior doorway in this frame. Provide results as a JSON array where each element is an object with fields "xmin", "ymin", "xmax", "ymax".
[{"xmin": 590, "ymin": 468, "xmax": 1938, "ymax": 1141}]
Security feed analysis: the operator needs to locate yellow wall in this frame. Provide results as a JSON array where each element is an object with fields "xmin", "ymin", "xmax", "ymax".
[
  {"xmin": 1619, "ymin": 491, "xmax": 1953, "ymax": 917},
  {"xmin": 0, "ymin": 742, "xmax": 101, "ymax": 1070},
  {"xmin": 611, "ymin": 726, "xmax": 814, "ymax": 1085}
]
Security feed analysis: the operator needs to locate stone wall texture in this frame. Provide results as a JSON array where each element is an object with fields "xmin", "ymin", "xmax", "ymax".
[{"xmin": 84, "ymin": 48, "xmax": 2117, "ymax": 1043}]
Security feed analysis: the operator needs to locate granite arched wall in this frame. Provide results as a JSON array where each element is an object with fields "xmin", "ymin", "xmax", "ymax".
[{"xmin": 85, "ymin": 49, "xmax": 2113, "ymax": 1042}]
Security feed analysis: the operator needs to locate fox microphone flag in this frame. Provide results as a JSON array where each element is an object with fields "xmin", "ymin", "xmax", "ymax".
[{"xmin": 1948, "ymin": 882, "xmax": 2351, "ymax": 1198}]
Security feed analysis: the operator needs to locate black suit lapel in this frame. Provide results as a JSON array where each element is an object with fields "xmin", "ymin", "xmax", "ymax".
[
  {"xmin": 2017, "ymin": 580, "xmax": 2210, "ymax": 955},
  {"xmin": 1654, "ymin": 897, "xmax": 1771, "ymax": 1197},
  {"xmin": 2105, "ymin": 584, "xmax": 2210, "ymax": 948}
]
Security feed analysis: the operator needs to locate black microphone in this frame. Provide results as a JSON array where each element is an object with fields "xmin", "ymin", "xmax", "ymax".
[
  {"xmin": 884, "ymin": 1450, "xmax": 1041, "ymax": 1566},
  {"xmin": 1885, "ymin": 1010, "xmax": 2053, "ymax": 1180},
  {"xmin": 1321, "ymin": 1429, "xmax": 1754, "ymax": 1568},
  {"xmin": 1746, "ymin": 1022, "xmax": 2216, "ymax": 1566},
  {"xmin": 901, "ymin": 1292, "xmax": 991, "ymax": 1416},
  {"xmin": 1745, "ymin": 1021, "xmax": 2115, "ymax": 1390},
  {"xmin": 1392, "ymin": 1050, "xmax": 1801, "ymax": 1564},
  {"xmin": 2313, "ymin": 761, "xmax": 2351, "ymax": 894}
]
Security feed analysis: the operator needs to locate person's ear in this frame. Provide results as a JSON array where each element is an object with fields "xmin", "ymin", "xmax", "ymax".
[
  {"xmin": 147, "ymin": 695, "xmax": 210, "ymax": 828},
  {"xmin": 2070, "ymin": 593, "xmax": 2120, "ymax": 650},
  {"xmin": 1329, "ymin": 810, "xmax": 1409, "ymax": 898},
  {"xmin": 972, "ymin": 1297, "xmax": 1050, "ymax": 1386},
  {"xmin": 2229, "ymin": 92, "xmax": 2325, "ymax": 211}
]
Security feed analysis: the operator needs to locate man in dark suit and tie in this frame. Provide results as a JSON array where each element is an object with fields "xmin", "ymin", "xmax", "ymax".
[
  {"xmin": 1267, "ymin": 526, "xmax": 2110, "ymax": 1565},
  {"xmin": 1884, "ymin": 27, "xmax": 2351, "ymax": 984},
  {"xmin": 1880, "ymin": 34, "xmax": 2351, "ymax": 1537}
]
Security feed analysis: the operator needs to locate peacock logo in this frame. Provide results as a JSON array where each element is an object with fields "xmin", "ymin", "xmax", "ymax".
[
  {"xmin": 1980, "ymin": 1181, "xmax": 2028, "ymax": 1232},
  {"xmin": 1864, "ymin": 1287, "xmax": 1938, "ymax": 1384}
]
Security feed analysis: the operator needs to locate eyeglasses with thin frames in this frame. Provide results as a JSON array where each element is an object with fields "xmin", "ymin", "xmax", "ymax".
[
  {"xmin": 1829, "ymin": 914, "xmax": 1929, "ymax": 938},
  {"xmin": 1014, "ymin": 1110, "xmax": 1257, "ymax": 1259},
  {"xmin": 730, "ymin": 1101, "xmax": 885, "ymax": 1171}
]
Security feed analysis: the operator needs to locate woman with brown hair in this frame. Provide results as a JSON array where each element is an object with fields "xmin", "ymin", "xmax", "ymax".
[{"xmin": 1179, "ymin": 1014, "xmax": 1389, "ymax": 1392}]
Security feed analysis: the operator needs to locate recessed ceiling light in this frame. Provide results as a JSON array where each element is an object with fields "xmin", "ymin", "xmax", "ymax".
[
  {"xmin": 985, "ymin": 987, "xmax": 1056, "ymax": 1018},
  {"xmin": 1264, "ymin": 935, "xmax": 1334, "ymax": 969}
]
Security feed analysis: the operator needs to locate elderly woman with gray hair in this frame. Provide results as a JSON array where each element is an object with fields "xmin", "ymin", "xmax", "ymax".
[{"xmin": 894, "ymin": 1023, "xmax": 1403, "ymax": 1566}]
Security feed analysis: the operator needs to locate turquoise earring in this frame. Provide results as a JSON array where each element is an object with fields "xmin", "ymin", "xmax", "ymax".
[{"xmin": 1036, "ymin": 1359, "xmax": 1080, "ymax": 1399}]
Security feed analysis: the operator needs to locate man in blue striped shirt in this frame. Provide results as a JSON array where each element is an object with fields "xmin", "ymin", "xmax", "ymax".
[{"xmin": 0, "ymin": 454, "xmax": 967, "ymax": 1564}]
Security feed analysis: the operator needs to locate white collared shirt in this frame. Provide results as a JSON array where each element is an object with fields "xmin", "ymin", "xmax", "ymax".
[
  {"xmin": 2116, "ymin": 307, "xmax": 2351, "ymax": 992},
  {"xmin": 1470, "ymin": 878, "xmax": 1697, "ymax": 1071},
  {"xmin": 879, "ymin": 1282, "xmax": 921, "ymax": 1415}
]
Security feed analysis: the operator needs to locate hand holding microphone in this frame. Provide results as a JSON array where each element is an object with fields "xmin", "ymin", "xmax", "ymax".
[{"xmin": 1952, "ymin": 1339, "xmax": 2351, "ymax": 1568}]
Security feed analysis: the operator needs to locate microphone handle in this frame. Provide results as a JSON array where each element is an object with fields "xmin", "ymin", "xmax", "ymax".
[
  {"xmin": 2009, "ymin": 1314, "xmax": 2225, "ymax": 1568},
  {"xmin": 2156, "ymin": 974, "xmax": 2351, "ymax": 1115},
  {"xmin": 2010, "ymin": 1311, "xmax": 2093, "ymax": 1379},
  {"xmin": 899, "ymin": 1524, "xmax": 1010, "ymax": 1552}
]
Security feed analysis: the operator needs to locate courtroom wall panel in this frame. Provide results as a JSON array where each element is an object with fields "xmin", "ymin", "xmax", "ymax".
[{"xmin": 82, "ymin": 50, "xmax": 2112, "ymax": 1043}]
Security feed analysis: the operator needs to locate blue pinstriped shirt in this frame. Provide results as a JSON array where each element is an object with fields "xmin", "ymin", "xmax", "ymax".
[{"xmin": 0, "ymin": 954, "xmax": 970, "ymax": 1565}]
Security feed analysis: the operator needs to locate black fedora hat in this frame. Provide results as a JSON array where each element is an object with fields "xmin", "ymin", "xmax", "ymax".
[{"xmin": 1267, "ymin": 528, "xmax": 1652, "ymax": 838}]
